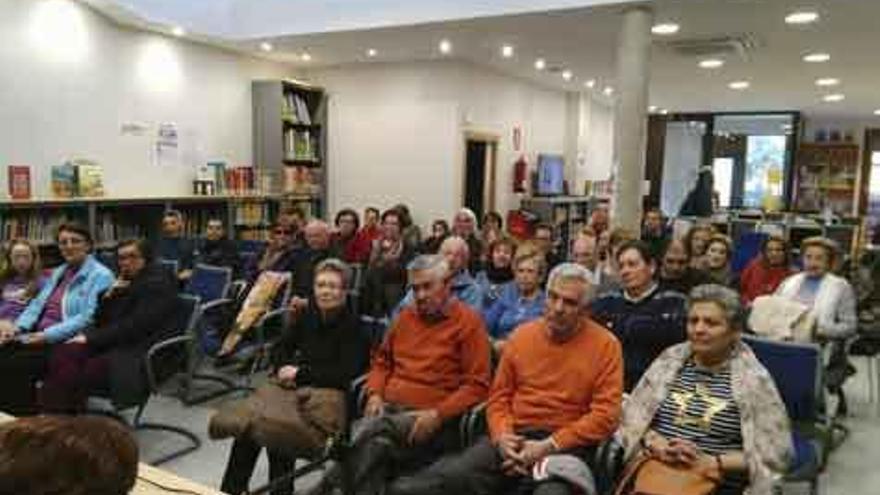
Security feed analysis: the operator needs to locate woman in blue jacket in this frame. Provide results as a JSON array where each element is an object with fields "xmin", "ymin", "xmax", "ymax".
[
  {"xmin": 482, "ymin": 250, "xmax": 546, "ymax": 351},
  {"xmin": 0, "ymin": 223, "xmax": 114, "ymax": 414}
]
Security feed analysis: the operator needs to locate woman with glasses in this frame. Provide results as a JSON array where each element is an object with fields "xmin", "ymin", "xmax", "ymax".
[{"xmin": 0, "ymin": 223, "xmax": 114, "ymax": 414}]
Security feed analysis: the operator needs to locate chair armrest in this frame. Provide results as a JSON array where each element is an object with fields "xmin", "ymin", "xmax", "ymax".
[
  {"xmin": 350, "ymin": 374, "xmax": 369, "ymax": 415},
  {"xmin": 254, "ymin": 307, "xmax": 290, "ymax": 342},
  {"xmin": 460, "ymin": 401, "xmax": 488, "ymax": 447},
  {"xmin": 145, "ymin": 335, "xmax": 193, "ymax": 391},
  {"xmin": 201, "ymin": 298, "xmax": 235, "ymax": 313}
]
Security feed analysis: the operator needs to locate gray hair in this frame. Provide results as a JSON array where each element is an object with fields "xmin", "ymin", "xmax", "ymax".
[
  {"xmin": 315, "ymin": 258, "xmax": 352, "ymax": 288},
  {"xmin": 407, "ymin": 254, "xmax": 450, "ymax": 281},
  {"xmin": 455, "ymin": 208, "xmax": 477, "ymax": 224},
  {"xmin": 546, "ymin": 262, "xmax": 596, "ymax": 306},
  {"xmin": 688, "ymin": 284, "xmax": 744, "ymax": 330},
  {"xmin": 440, "ymin": 235, "xmax": 470, "ymax": 259}
]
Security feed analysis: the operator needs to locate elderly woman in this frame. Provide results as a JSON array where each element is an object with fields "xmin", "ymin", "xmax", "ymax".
[
  {"xmin": 739, "ymin": 235, "xmax": 793, "ymax": 305},
  {"xmin": 620, "ymin": 284, "xmax": 792, "ymax": 495},
  {"xmin": 475, "ymin": 237, "xmax": 516, "ymax": 305},
  {"xmin": 704, "ymin": 234, "xmax": 737, "ymax": 288},
  {"xmin": 482, "ymin": 250, "xmax": 546, "ymax": 346}
]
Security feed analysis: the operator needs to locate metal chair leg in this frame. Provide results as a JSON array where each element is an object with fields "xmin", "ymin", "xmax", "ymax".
[{"xmin": 132, "ymin": 404, "xmax": 202, "ymax": 466}]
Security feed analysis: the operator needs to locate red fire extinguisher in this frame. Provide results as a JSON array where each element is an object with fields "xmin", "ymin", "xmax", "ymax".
[{"xmin": 513, "ymin": 155, "xmax": 528, "ymax": 193}]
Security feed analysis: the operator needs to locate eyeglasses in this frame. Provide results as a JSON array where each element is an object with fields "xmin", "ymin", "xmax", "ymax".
[{"xmin": 58, "ymin": 237, "xmax": 86, "ymax": 246}]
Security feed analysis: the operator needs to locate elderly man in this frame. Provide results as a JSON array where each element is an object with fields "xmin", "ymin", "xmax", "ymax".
[
  {"xmin": 390, "ymin": 263, "xmax": 623, "ymax": 495},
  {"xmin": 452, "ymin": 208, "xmax": 484, "ymax": 274},
  {"xmin": 312, "ymin": 254, "xmax": 491, "ymax": 495},
  {"xmin": 291, "ymin": 220, "xmax": 340, "ymax": 298},
  {"xmin": 392, "ymin": 236, "xmax": 483, "ymax": 319},
  {"xmin": 657, "ymin": 239, "xmax": 710, "ymax": 295}
]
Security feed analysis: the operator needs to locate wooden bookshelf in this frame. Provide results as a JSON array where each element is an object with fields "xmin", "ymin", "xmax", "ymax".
[{"xmin": 793, "ymin": 142, "xmax": 861, "ymax": 215}]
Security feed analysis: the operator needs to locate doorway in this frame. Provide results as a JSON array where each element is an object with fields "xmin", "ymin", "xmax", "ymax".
[{"xmin": 463, "ymin": 133, "xmax": 498, "ymax": 221}]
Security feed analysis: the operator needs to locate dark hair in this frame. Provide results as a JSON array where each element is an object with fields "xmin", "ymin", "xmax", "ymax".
[
  {"xmin": 392, "ymin": 204, "xmax": 413, "ymax": 228},
  {"xmin": 0, "ymin": 415, "xmax": 138, "ymax": 495},
  {"xmin": 57, "ymin": 222, "xmax": 93, "ymax": 246},
  {"xmin": 0, "ymin": 239, "xmax": 42, "ymax": 299},
  {"xmin": 162, "ymin": 209, "xmax": 183, "ymax": 221},
  {"xmin": 280, "ymin": 206, "xmax": 306, "ymax": 219},
  {"xmin": 381, "ymin": 208, "xmax": 401, "ymax": 224},
  {"xmin": 683, "ymin": 224, "xmax": 713, "ymax": 258},
  {"xmin": 706, "ymin": 234, "xmax": 733, "ymax": 262},
  {"xmin": 117, "ymin": 238, "xmax": 153, "ymax": 263},
  {"xmin": 661, "ymin": 238, "xmax": 690, "ymax": 261},
  {"xmin": 365, "ymin": 207, "xmax": 380, "ymax": 217},
  {"xmin": 761, "ymin": 234, "xmax": 789, "ymax": 263},
  {"xmin": 482, "ymin": 211, "xmax": 504, "ymax": 231},
  {"xmin": 488, "ymin": 237, "xmax": 517, "ymax": 261},
  {"xmin": 335, "ymin": 208, "xmax": 360, "ymax": 231},
  {"xmin": 615, "ymin": 239, "xmax": 655, "ymax": 265},
  {"xmin": 431, "ymin": 218, "xmax": 450, "ymax": 234}
]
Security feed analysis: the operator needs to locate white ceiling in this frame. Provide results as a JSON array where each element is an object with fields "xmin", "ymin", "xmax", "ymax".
[{"xmin": 83, "ymin": 0, "xmax": 880, "ymax": 118}]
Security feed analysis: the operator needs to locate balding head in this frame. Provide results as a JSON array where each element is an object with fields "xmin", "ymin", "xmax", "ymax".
[
  {"xmin": 661, "ymin": 238, "xmax": 689, "ymax": 279},
  {"xmin": 439, "ymin": 236, "xmax": 470, "ymax": 275},
  {"xmin": 304, "ymin": 220, "xmax": 331, "ymax": 250}
]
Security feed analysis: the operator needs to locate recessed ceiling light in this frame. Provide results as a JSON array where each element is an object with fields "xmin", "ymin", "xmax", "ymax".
[
  {"xmin": 815, "ymin": 78, "xmax": 840, "ymax": 87},
  {"xmin": 171, "ymin": 26, "xmax": 186, "ymax": 37},
  {"xmin": 874, "ymin": 109, "xmax": 880, "ymax": 116},
  {"xmin": 699, "ymin": 59, "xmax": 724, "ymax": 69},
  {"xmin": 562, "ymin": 70, "xmax": 573, "ymax": 81},
  {"xmin": 439, "ymin": 39, "xmax": 452, "ymax": 55},
  {"xmin": 803, "ymin": 52, "xmax": 830, "ymax": 63},
  {"xmin": 603, "ymin": 86, "xmax": 614, "ymax": 96},
  {"xmin": 584, "ymin": 79, "xmax": 596, "ymax": 89},
  {"xmin": 785, "ymin": 11, "xmax": 820, "ymax": 25},
  {"xmin": 366, "ymin": 48, "xmax": 377, "ymax": 57},
  {"xmin": 260, "ymin": 42, "xmax": 273, "ymax": 52},
  {"xmin": 822, "ymin": 93, "xmax": 845, "ymax": 102},
  {"xmin": 301, "ymin": 52, "xmax": 312, "ymax": 62},
  {"xmin": 660, "ymin": 109, "xmax": 669, "ymax": 115},
  {"xmin": 501, "ymin": 45, "xmax": 514, "ymax": 58},
  {"xmin": 651, "ymin": 23, "xmax": 680, "ymax": 35},
  {"xmin": 534, "ymin": 58, "xmax": 546, "ymax": 71},
  {"xmin": 648, "ymin": 105, "xmax": 658, "ymax": 113},
  {"xmin": 728, "ymin": 80, "xmax": 750, "ymax": 90}
]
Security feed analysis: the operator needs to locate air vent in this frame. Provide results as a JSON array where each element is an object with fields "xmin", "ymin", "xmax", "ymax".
[{"xmin": 662, "ymin": 33, "xmax": 761, "ymax": 59}]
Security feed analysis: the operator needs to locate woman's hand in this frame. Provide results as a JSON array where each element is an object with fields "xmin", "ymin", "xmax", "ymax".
[{"xmin": 276, "ymin": 365, "xmax": 298, "ymax": 387}]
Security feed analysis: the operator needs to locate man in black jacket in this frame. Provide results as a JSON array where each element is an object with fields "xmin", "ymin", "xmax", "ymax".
[
  {"xmin": 40, "ymin": 239, "xmax": 179, "ymax": 412},
  {"xmin": 195, "ymin": 218, "xmax": 241, "ymax": 277}
]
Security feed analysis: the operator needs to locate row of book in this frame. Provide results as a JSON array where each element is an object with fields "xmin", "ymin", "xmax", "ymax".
[
  {"xmin": 94, "ymin": 213, "xmax": 149, "ymax": 245},
  {"xmin": 284, "ymin": 129, "xmax": 319, "ymax": 163},
  {"xmin": 0, "ymin": 213, "xmax": 81, "ymax": 244},
  {"xmin": 282, "ymin": 92, "xmax": 312, "ymax": 125},
  {"xmin": 233, "ymin": 202, "xmax": 270, "ymax": 226},
  {"xmin": 6, "ymin": 161, "xmax": 104, "ymax": 200},
  {"xmin": 282, "ymin": 166, "xmax": 322, "ymax": 196}
]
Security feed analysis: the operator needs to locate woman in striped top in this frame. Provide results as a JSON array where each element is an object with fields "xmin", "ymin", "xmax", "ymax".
[{"xmin": 619, "ymin": 285, "xmax": 792, "ymax": 495}]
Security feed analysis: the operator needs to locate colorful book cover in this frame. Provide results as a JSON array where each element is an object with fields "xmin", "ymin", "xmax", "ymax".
[
  {"xmin": 7, "ymin": 165, "xmax": 31, "ymax": 199},
  {"xmin": 51, "ymin": 164, "xmax": 77, "ymax": 198},
  {"xmin": 75, "ymin": 163, "xmax": 105, "ymax": 197}
]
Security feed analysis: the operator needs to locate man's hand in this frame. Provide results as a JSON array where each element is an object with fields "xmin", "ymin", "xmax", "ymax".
[
  {"xmin": 276, "ymin": 365, "xmax": 298, "ymax": 387},
  {"xmin": 407, "ymin": 409, "xmax": 442, "ymax": 446},
  {"xmin": 364, "ymin": 394, "xmax": 385, "ymax": 418},
  {"xmin": 519, "ymin": 438, "xmax": 556, "ymax": 469},
  {"xmin": 20, "ymin": 332, "xmax": 46, "ymax": 346},
  {"xmin": 497, "ymin": 433, "xmax": 526, "ymax": 476},
  {"xmin": 66, "ymin": 334, "xmax": 87, "ymax": 345},
  {"xmin": 288, "ymin": 297, "xmax": 309, "ymax": 317}
]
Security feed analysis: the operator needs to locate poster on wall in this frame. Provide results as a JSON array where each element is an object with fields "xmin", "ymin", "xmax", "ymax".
[{"xmin": 154, "ymin": 122, "xmax": 180, "ymax": 167}]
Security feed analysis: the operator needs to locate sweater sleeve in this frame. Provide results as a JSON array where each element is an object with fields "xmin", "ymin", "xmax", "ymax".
[
  {"xmin": 44, "ymin": 269, "xmax": 115, "ymax": 343},
  {"xmin": 551, "ymin": 336, "xmax": 624, "ymax": 450},
  {"xmin": 434, "ymin": 314, "xmax": 491, "ymax": 419},
  {"xmin": 365, "ymin": 318, "xmax": 399, "ymax": 398},
  {"xmin": 818, "ymin": 280, "xmax": 857, "ymax": 338},
  {"xmin": 486, "ymin": 343, "xmax": 517, "ymax": 441}
]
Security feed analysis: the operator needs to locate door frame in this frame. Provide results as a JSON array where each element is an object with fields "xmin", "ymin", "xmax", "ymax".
[{"xmin": 462, "ymin": 130, "xmax": 500, "ymax": 215}]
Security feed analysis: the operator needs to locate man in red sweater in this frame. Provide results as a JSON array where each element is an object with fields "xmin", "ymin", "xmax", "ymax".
[
  {"xmin": 312, "ymin": 254, "xmax": 491, "ymax": 495},
  {"xmin": 389, "ymin": 263, "xmax": 623, "ymax": 495}
]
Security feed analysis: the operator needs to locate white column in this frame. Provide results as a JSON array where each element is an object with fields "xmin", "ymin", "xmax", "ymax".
[{"xmin": 611, "ymin": 6, "xmax": 653, "ymax": 231}]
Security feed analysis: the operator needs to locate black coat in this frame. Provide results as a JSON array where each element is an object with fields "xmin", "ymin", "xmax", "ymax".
[
  {"xmin": 84, "ymin": 263, "xmax": 179, "ymax": 408},
  {"xmin": 196, "ymin": 238, "xmax": 241, "ymax": 277},
  {"xmin": 291, "ymin": 246, "xmax": 341, "ymax": 298}
]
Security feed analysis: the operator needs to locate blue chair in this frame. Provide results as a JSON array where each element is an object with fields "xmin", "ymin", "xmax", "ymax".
[
  {"xmin": 743, "ymin": 335, "xmax": 828, "ymax": 495},
  {"xmin": 185, "ymin": 263, "xmax": 233, "ymax": 305},
  {"xmin": 732, "ymin": 232, "xmax": 768, "ymax": 273},
  {"xmin": 158, "ymin": 258, "xmax": 179, "ymax": 278}
]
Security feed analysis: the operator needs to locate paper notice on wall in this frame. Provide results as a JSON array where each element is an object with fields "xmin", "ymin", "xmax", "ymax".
[{"xmin": 153, "ymin": 122, "xmax": 180, "ymax": 167}]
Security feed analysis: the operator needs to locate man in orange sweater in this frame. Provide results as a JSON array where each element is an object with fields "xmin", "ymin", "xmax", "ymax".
[
  {"xmin": 389, "ymin": 263, "xmax": 623, "ymax": 495},
  {"xmin": 312, "ymin": 254, "xmax": 491, "ymax": 495}
]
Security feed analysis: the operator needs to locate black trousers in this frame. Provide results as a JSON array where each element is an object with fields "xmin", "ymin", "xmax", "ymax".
[
  {"xmin": 0, "ymin": 344, "xmax": 49, "ymax": 415},
  {"xmin": 220, "ymin": 436, "xmax": 296, "ymax": 495}
]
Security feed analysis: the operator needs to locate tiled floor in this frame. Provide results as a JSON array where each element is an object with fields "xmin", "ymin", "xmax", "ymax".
[{"xmin": 134, "ymin": 359, "xmax": 880, "ymax": 494}]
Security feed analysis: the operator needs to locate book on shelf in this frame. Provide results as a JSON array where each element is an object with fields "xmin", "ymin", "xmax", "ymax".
[
  {"xmin": 225, "ymin": 166, "xmax": 256, "ymax": 195},
  {"xmin": 207, "ymin": 161, "xmax": 227, "ymax": 194},
  {"xmin": 7, "ymin": 165, "xmax": 31, "ymax": 199},
  {"xmin": 75, "ymin": 162, "xmax": 105, "ymax": 197},
  {"xmin": 233, "ymin": 201, "xmax": 269, "ymax": 226},
  {"xmin": 0, "ymin": 212, "xmax": 75, "ymax": 244},
  {"xmin": 282, "ymin": 93, "xmax": 312, "ymax": 125},
  {"xmin": 284, "ymin": 129, "xmax": 318, "ymax": 162},
  {"xmin": 51, "ymin": 163, "xmax": 77, "ymax": 198},
  {"xmin": 283, "ymin": 166, "xmax": 322, "ymax": 196}
]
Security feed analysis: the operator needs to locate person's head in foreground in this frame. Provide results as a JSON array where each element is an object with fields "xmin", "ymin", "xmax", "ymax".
[
  {"xmin": 687, "ymin": 284, "xmax": 744, "ymax": 366},
  {"xmin": 0, "ymin": 415, "xmax": 138, "ymax": 495},
  {"xmin": 407, "ymin": 255, "xmax": 452, "ymax": 320},
  {"xmin": 313, "ymin": 258, "xmax": 350, "ymax": 314},
  {"xmin": 544, "ymin": 263, "xmax": 594, "ymax": 342}
]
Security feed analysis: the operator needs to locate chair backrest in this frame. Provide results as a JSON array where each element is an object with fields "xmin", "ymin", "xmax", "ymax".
[
  {"xmin": 158, "ymin": 258, "xmax": 179, "ymax": 277},
  {"xmin": 732, "ymin": 232, "xmax": 768, "ymax": 273},
  {"xmin": 185, "ymin": 263, "xmax": 232, "ymax": 303},
  {"xmin": 742, "ymin": 335, "xmax": 823, "ymax": 423},
  {"xmin": 359, "ymin": 314, "xmax": 390, "ymax": 350},
  {"xmin": 173, "ymin": 293, "xmax": 202, "ymax": 338}
]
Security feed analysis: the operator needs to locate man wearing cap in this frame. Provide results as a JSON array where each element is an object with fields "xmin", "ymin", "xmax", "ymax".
[{"xmin": 389, "ymin": 263, "xmax": 623, "ymax": 495}]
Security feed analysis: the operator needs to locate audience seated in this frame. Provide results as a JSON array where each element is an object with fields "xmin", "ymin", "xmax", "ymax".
[
  {"xmin": 395, "ymin": 204, "xmax": 423, "ymax": 253},
  {"xmin": 533, "ymin": 223, "xmax": 563, "ymax": 271},
  {"xmin": 391, "ymin": 263, "xmax": 623, "ymax": 495},
  {"xmin": 0, "ymin": 415, "xmax": 139, "ymax": 495},
  {"xmin": 195, "ymin": 218, "xmax": 241, "ymax": 277},
  {"xmin": 40, "ymin": 239, "xmax": 179, "ymax": 413},
  {"xmin": 641, "ymin": 207, "xmax": 669, "ymax": 258},
  {"xmin": 619, "ymin": 284, "xmax": 792, "ymax": 495},
  {"xmin": 333, "ymin": 208, "xmax": 372, "ymax": 264},
  {"xmin": 657, "ymin": 239, "xmax": 711, "ymax": 295},
  {"xmin": 311, "ymin": 254, "xmax": 491, "ymax": 495},
  {"xmin": 291, "ymin": 220, "xmax": 340, "ymax": 298},
  {"xmin": 481, "ymin": 211, "xmax": 504, "ymax": 240},
  {"xmin": 421, "ymin": 219, "xmax": 450, "ymax": 255},
  {"xmin": 157, "ymin": 209, "xmax": 196, "ymax": 280},
  {"xmin": 452, "ymin": 208, "xmax": 484, "ymax": 275},
  {"xmin": 571, "ymin": 234, "xmax": 608, "ymax": 288},
  {"xmin": 393, "ymin": 236, "xmax": 483, "ymax": 318},
  {"xmin": 739, "ymin": 235, "xmax": 793, "ymax": 305},
  {"xmin": 482, "ymin": 250, "xmax": 546, "ymax": 347},
  {"xmin": 362, "ymin": 208, "xmax": 417, "ymax": 317},
  {"xmin": 593, "ymin": 227, "xmax": 637, "ymax": 295},
  {"xmin": 588, "ymin": 206, "xmax": 609, "ymax": 238},
  {"xmin": 684, "ymin": 224, "xmax": 714, "ymax": 270},
  {"xmin": 355, "ymin": 206, "xmax": 383, "ymax": 253},
  {"xmin": 0, "ymin": 223, "xmax": 114, "ymax": 415},
  {"xmin": 244, "ymin": 221, "xmax": 299, "ymax": 285},
  {"xmin": 215, "ymin": 259, "xmax": 369, "ymax": 495},
  {"xmin": 475, "ymin": 237, "xmax": 516, "ymax": 305},
  {"xmin": 704, "ymin": 234, "xmax": 738, "ymax": 288},
  {"xmin": 0, "ymin": 239, "xmax": 44, "ymax": 325},
  {"xmin": 278, "ymin": 206, "xmax": 308, "ymax": 245},
  {"xmin": 591, "ymin": 240, "xmax": 688, "ymax": 391}
]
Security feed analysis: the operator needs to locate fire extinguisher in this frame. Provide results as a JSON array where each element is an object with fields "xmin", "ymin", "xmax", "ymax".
[{"xmin": 513, "ymin": 155, "xmax": 528, "ymax": 193}]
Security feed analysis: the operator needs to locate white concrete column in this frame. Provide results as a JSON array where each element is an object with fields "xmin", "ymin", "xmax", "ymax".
[{"xmin": 611, "ymin": 6, "xmax": 653, "ymax": 232}]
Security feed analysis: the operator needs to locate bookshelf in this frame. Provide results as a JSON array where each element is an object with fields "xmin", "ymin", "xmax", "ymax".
[
  {"xmin": 253, "ymin": 79, "xmax": 327, "ymax": 220},
  {"xmin": 793, "ymin": 142, "xmax": 862, "ymax": 215}
]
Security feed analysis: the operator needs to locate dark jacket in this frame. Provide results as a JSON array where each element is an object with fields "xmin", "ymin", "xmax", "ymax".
[
  {"xmin": 84, "ymin": 263, "xmax": 179, "ymax": 408},
  {"xmin": 271, "ymin": 304, "xmax": 369, "ymax": 390},
  {"xmin": 291, "ymin": 246, "xmax": 341, "ymax": 298},
  {"xmin": 658, "ymin": 268, "xmax": 712, "ymax": 296},
  {"xmin": 590, "ymin": 286, "xmax": 688, "ymax": 391},
  {"xmin": 196, "ymin": 238, "xmax": 241, "ymax": 277},
  {"xmin": 244, "ymin": 246, "xmax": 299, "ymax": 284},
  {"xmin": 157, "ymin": 237, "xmax": 195, "ymax": 271}
]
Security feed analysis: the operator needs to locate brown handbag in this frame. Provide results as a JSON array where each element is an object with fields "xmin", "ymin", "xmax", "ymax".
[{"xmin": 614, "ymin": 452, "xmax": 722, "ymax": 495}]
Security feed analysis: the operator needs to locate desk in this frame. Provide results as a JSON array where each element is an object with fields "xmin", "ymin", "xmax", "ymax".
[{"xmin": 0, "ymin": 412, "xmax": 224, "ymax": 495}]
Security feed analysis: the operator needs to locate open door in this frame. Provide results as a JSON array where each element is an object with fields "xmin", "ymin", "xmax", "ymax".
[{"xmin": 463, "ymin": 133, "xmax": 498, "ymax": 220}]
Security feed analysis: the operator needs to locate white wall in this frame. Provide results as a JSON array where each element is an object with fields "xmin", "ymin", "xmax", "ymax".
[
  {"xmin": 0, "ymin": 0, "xmax": 294, "ymax": 198},
  {"xmin": 307, "ymin": 60, "xmax": 572, "ymax": 228}
]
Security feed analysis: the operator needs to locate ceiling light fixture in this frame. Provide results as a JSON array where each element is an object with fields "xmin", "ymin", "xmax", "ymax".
[
  {"xmin": 699, "ymin": 59, "xmax": 724, "ymax": 69},
  {"xmin": 651, "ymin": 23, "xmax": 680, "ymax": 35},
  {"xmin": 660, "ymin": 109, "xmax": 669, "ymax": 115},
  {"xmin": 785, "ymin": 11, "xmax": 820, "ymax": 25},
  {"xmin": 803, "ymin": 52, "xmax": 830, "ymax": 63},
  {"xmin": 534, "ymin": 58, "xmax": 546, "ymax": 70},
  {"xmin": 603, "ymin": 86, "xmax": 614, "ymax": 96},
  {"xmin": 366, "ymin": 48, "xmax": 377, "ymax": 57},
  {"xmin": 584, "ymin": 79, "xmax": 596, "ymax": 89},
  {"xmin": 171, "ymin": 26, "xmax": 185, "ymax": 37},
  {"xmin": 501, "ymin": 45, "xmax": 514, "ymax": 58},
  {"xmin": 259, "ymin": 42, "xmax": 273, "ymax": 52},
  {"xmin": 301, "ymin": 52, "xmax": 312, "ymax": 62},
  {"xmin": 439, "ymin": 39, "xmax": 452, "ymax": 55},
  {"xmin": 815, "ymin": 78, "xmax": 840, "ymax": 87},
  {"xmin": 874, "ymin": 109, "xmax": 880, "ymax": 116},
  {"xmin": 728, "ymin": 80, "xmax": 750, "ymax": 90},
  {"xmin": 822, "ymin": 93, "xmax": 845, "ymax": 102},
  {"xmin": 648, "ymin": 105, "xmax": 658, "ymax": 113},
  {"xmin": 562, "ymin": 70, "xmax": 573, "ymax": 81}
]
